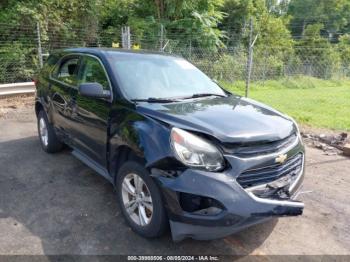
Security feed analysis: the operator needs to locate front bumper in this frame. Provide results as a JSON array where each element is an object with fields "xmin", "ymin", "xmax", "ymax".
[{"xmin": 154, "ymin": 139, "xmax": 305, "ymax": 241}]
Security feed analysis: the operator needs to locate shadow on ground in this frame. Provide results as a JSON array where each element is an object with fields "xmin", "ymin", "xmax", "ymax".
[{"xmin": 0, "ymin": 136, "xmax": 277, "ymax": 255}]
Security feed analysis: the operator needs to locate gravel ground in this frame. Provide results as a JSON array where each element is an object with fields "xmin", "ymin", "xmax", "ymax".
[{"xmin": 0, "ymin": 105, "xmax": 349, "ymax": 256}]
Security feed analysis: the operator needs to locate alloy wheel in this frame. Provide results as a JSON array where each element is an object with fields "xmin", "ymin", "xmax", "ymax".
[
  {"xmin": 121, "ymin": 173, "xmax": 153, "ymax": 226},
  {"xmin": 39, "ymin": 117, "xmax": 48, "ymax": 146}
]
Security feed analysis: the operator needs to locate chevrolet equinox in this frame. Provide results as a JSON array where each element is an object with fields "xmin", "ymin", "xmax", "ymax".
[{"xmin": 35, "ymin": 48, "xmax": 305, "ymax": 241}]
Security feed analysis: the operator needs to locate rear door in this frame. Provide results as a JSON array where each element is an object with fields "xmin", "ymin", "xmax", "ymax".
[
  {"xmin": 69, "ymin": 55, "xmax": 112, "ymax": 166},
  {"xmin": 49, "ymin": 55, "xmax": 80, "ymax": 140}
]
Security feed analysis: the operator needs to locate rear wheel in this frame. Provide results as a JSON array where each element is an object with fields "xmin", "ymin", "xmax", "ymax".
[
  {"xmin": 37, "ymin": 110, "xmax": 63, "ymax": 153},
  {"xmin": 116, "ymin": 161, "xmax": 168, "ymax": 238}
]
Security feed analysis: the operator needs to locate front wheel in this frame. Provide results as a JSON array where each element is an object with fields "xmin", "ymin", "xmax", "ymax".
[{"xmin": 116, "ymin": 161, "xmax": 168, "ymax": 238}]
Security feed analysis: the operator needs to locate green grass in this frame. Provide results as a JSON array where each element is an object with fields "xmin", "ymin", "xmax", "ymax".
[{"xmin": 220, "ymin": 76, "xmax": 350, "ymax": 131}]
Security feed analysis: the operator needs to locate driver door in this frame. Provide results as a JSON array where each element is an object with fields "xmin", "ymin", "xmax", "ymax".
[{"xmin": 69, "ymin": 55, "xmax": 112, "ymax": 167}]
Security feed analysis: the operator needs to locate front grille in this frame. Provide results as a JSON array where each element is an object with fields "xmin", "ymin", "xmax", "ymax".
[
  {"xmin": 222, "ymin": 133, "xmax": 297, "ymax": 157},
  {"xmin": 237, "ymin": 153, "xmax": 303, "ymax": 188}
]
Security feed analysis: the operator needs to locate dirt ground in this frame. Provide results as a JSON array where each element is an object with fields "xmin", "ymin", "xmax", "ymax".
[
  {"xmin": 0, "ymin": 94, "xmax": 34, "ymax": 119},
  {"xmin": 0, "ymin": 98, "xmax": 349, "ymax": 256}
]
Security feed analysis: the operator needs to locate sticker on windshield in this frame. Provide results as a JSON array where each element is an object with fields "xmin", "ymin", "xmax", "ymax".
[{"xmin": 175, "ymin": 59, "xmax": 196, "ymax": 70}]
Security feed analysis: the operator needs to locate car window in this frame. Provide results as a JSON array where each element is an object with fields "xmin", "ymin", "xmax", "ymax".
[
  {"xmin": 55, "ymin": 57, "xmax": 79, "ymax": 86},
  {"xmin": 79, "ymin": 56, "xmax": 110, "ymax": 90},
  {"xmin": 42, "ymin": 54, "xmax": 60, "ymax": 77},
  {"xmin": 109, "ymin": 54, "xmax": 225, "ymax": 100}
]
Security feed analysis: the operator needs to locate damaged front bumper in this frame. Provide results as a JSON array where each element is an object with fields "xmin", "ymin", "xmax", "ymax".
[{"xmin": 154, "ymin": 139, "xmax": 305, "ymax": 241}]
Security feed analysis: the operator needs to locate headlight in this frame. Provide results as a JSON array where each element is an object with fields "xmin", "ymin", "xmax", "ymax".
[
  {"xmin": 170, "ymin": 128, "xmax": 224, "ymax": 172},
  {"xmin": 289, "ymin": 117, "xmax": 303, "ymax": 145}
]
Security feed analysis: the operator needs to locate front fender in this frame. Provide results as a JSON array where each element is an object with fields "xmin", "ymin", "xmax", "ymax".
[{"xmin": 109, "ymin": 108, "xmax": 174, "ymax": 175}]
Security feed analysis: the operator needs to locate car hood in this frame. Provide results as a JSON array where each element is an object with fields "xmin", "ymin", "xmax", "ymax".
[{"xmin": 136, "ymin": 95, "xmax": 296, "ymax": 144}]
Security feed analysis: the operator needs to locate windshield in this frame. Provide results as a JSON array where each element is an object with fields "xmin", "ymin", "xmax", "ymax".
[{"xmin": 109, "ymin": 53, "xmax": 226, "ymax": 100}]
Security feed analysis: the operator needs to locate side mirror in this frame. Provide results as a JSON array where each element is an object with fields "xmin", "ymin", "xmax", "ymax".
[{"xmin": 78, "ymin": 82, "xmax": 111, "ymax": 99}]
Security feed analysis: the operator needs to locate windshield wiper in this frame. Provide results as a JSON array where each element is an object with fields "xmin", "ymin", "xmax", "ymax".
[
  {"xmin": 184, "ymin": 93, "xmax": 227, "ymax": 99},
  {"xmin": 131, "ymin": 97, "xmax": 179, "ymax": 103},
  {"xmin": 132, "ymin": 93, "xmax": 227, "ymax": 103}
]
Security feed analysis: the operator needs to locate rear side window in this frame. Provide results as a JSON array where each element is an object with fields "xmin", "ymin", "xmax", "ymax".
[
  {"xmin": 46, "ymin": 54, "xmax": 60, "ymax": 66},
  {"xmin": 79, "ymin": 56, "xmax": 110, "ymax": 90},
  {"xmin": 54, "ymin": 57, "xmax": 79, "ymax": 86}
]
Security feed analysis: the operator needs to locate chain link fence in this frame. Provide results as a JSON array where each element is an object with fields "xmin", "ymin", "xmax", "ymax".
[{"xmin": 0, "ymin": 22, "xmax": 349, "ymax": 85}]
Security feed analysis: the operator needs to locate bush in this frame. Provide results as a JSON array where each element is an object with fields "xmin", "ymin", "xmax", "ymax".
[
  {"xmin": 212, "ymin": 49, "xmax": 247, "ymax": 82},
  {"xmin": 0, "ymin": 42, "xmax": 37, "ymax": 83}
]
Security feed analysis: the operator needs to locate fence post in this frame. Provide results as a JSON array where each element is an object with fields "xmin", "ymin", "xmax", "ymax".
[
  {"xmin": 121, "ymin": 27, "xmax": 125, "ymax": 48},
  {"xmin": 127, "ymin": 26, "xmax": 131, "ymax": 49},
  {"xmin": 159, "ymin": 24, "xmax": 164, "ymax": 51},
  {"xmin": 262, "ymin": 49, "xmax": 267, "ymax": 86},
  {"xmin": 121, "ymin": 26, "xmax": 131, "ymax": 49},
  {"xmin": 36, "ymin": 22, "xmax": 43, "ymax": 69},
  {"xmin": 245, "ymin": 18, "xmax": 253, "ymax": 98}
]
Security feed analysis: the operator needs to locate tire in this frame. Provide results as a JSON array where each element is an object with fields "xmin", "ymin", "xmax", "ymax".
[
  {"xmin": 37, "ymin": 110, "xmax": 63, "ymax": 153},
  {"xmin": 116, "ymin": 161, "xmax": 168, "ymax": 238}
]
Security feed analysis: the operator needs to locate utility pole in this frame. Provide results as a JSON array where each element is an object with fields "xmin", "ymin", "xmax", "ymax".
[{"xmin": 36, "ymin": 22, "xmax": 43, "ymax": 68}]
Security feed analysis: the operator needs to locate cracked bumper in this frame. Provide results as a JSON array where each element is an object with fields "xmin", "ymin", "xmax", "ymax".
[{"xmin": 155, "ymin": 140, "xmax": 305, "ymax": 241}]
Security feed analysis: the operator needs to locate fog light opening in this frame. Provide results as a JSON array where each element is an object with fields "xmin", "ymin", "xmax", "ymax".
[{"xmin": 179, "ymin": 192, "xmax": 224, "ymax": 215}]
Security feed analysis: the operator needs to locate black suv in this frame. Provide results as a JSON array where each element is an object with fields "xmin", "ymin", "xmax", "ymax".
[{"xmin": 35, "ymin": 48, "xmax": 305, "ymax": 241}]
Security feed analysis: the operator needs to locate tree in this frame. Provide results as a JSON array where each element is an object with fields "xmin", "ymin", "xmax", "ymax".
[
  {"xmin": 338, "ymin": 34, "xmax": 350, "ymax": 73},
  {"xmin": 296, "ymin": 24, "xmax": 341, "ymax": 78},
  {"xmin": 288, "ymin": 0, "xmax": 350, "ymax": 40},
  {"xmin": 220, "ymin": 0, "xmax": 266, "ymax": 32},
  {"xmin": 98, "ymin": 0, "xmax": 227, "ymax": 49}
]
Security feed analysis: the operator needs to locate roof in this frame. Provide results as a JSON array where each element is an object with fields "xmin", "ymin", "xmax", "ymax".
[{"xmin": 60, "ymin": 47, "xmax": 181, "ymax": 58}]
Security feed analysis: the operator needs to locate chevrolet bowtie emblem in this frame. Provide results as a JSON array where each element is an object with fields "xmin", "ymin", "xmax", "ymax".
[{"xmin": 275, "ymin": 154, "xmax": 287, "ymax": 164}]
